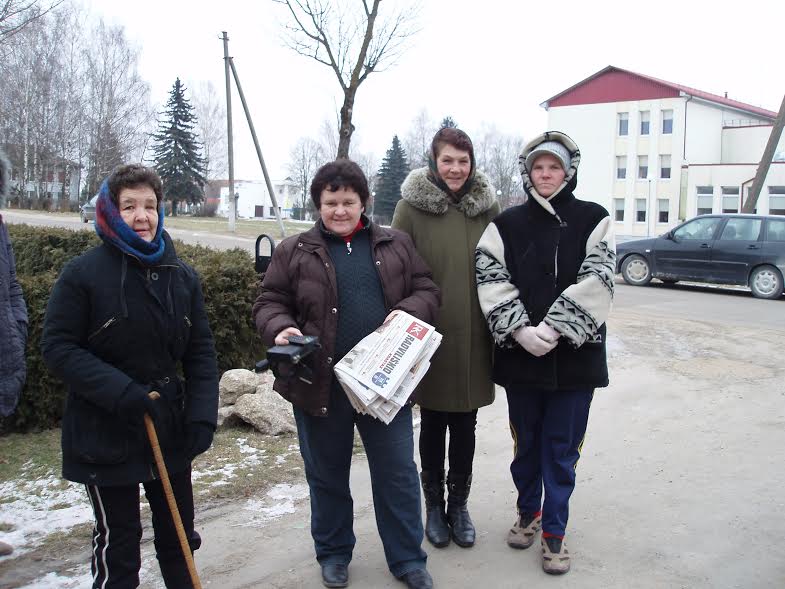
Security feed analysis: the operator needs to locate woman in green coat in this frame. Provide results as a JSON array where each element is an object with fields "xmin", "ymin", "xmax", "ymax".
[{"xmin": 392, "ymin": 127, "xmax": 500, "ymax": 550}]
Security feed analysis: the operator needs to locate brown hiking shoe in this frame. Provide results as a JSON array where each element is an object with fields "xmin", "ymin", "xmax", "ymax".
[
  {"xmin": 541, "ymin": 536, "xmax": 570, "ymax": 575},
  {"xmin": 506, "ymin": 512, "xmax": 541, "ymax": 549}
]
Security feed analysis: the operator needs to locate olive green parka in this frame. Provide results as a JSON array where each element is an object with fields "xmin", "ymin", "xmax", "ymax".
[{"xmin": 392, "ymin": 168, "xmax": 500, "ymax": 412}]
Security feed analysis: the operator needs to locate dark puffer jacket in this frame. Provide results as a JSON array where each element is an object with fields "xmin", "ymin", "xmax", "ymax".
[
  {"xmin": 41, "ymin": 232, "xmax": 218, "ymax": 486},
  {"xmin": 0, "ymin": 149, "xmax": 28, "ymax": 418},
  {"xmin": 252, "ymin": 220, "xmax": 440, "ymax": 416}
]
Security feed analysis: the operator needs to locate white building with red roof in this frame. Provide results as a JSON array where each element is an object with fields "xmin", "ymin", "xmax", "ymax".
[{"xmin": 541, "ymin": 66, "xmax": 785, "ymax": 236}]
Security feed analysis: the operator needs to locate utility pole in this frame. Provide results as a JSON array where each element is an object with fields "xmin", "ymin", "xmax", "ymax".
[
  {"xmin": 222, "ymin": 31, "xmax": 236, "ymax": 232},
  {"xmin": 742, "ymin": 93, "xmax": 785, "ymax": 213}
]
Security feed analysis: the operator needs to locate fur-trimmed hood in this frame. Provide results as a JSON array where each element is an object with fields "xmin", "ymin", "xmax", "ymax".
[
  {"xmin": 518, "ymin": 131, "xmax": 581, "ymax": 217},
  {"xmin": 400, "ymin": 167, "xmax": 497, "ymax": 218}
]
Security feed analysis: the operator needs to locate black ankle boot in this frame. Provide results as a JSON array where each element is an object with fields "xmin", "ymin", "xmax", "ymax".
[
  {"xmin": 420, "ymin": 470, "xmax": 450, "ymax": 548},
  {"xmin": 446, "ymin": 471, "xmax": 475, "ymax": 547}
]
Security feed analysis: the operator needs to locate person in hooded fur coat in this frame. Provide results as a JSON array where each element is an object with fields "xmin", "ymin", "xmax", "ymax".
[
  {"xmin": 475, "ymin": 131, "xmax": 615, "ymax": 575},
  {"xmin": 0, "ymin": 150, "xmax": 29, "ymax": 558},
  {"xmin": 393, "ymin": 127, "xmax": 500, "ymax": 550},
  {"xmin": 41, "ymin": 164, "xmax": 218, "ymax": 588}
]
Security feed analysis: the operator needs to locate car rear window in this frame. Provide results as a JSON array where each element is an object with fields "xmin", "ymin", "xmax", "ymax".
[{"xmin": 766, "ymin": 219, "xmax": 785, "ymax": 242}]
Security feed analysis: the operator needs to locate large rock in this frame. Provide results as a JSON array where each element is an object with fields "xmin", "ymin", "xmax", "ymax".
[
  {"xmin": 233, "ymin": 384, "xmax": 296, "ymax": 435},
  {"xmin": 217, "ymin": 405, "xmax": 243, "ymax": 428},
  {"xmin": 219, "ymin": 369, "xmax": 266, "ymax": 406}
]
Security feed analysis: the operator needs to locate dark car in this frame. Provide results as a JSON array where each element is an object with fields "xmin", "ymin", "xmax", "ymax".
[
  {"xmin": 80, "ymin": 194, "xmax": 98, "ymax": 223},
  {"xmin": 616, "ymin": 213, "xmax": 785, "ymax": 299}
]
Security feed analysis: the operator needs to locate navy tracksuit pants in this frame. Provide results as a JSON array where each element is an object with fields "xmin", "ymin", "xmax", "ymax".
[{"xmin": 505, "ymin": 387, "xmax": 593, "ymax": 537}]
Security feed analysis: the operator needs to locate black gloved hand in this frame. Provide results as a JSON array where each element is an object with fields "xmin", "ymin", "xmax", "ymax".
[
  {"xmin": 116, "ymin": 383, "xmax": 158, "ymax": 422},
  {"xmin": 186, "ymin": 421, "xmax": 215, "ymax": 460}
]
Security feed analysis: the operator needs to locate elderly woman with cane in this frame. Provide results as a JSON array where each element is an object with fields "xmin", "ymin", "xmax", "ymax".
[
  {"xmin": 253, "ymin": 159, "xmax": 439, "ymax": 589},
  {"xmin": 41, "ymin": 164, "xmax": 218, "ymax": 588}
]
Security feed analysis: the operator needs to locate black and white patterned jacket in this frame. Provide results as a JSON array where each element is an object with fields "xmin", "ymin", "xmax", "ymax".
[{"xmin": 475, "ymin": 131, "xmax": 615, "ymax": 390}]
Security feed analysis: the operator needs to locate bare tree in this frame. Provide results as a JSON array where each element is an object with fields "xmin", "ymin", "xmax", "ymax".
[
  {"xmin": 275, "ymin": 0, "xmax": 419, "ymax": 158},
  {"xmin": 190, "ymin": 80, "xmax": 228, "ymax": 180},
  {"xmin": 403, "ymin": 108, "xmax": 436, "ymax": 169},
  {"xmin": 0, "ymin": 0, "xmax": 64, "ymax": 49},
  {"xmin": 287, "ymin": 136, "xmax": 325, "ymax": 220},
  {"xmin": 475, "ymin": 125, "xmax": 525, "ymax": 210}
]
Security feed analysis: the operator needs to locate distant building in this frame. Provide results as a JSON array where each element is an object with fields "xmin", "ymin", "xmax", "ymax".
[
  {"xmin": 215, "ymin": 177, "xmax": 299, "ymax": 219},
  {"xmin": 1, "ymin": 144, "xmax": 81, "ymax": 204},
  {"xmin": 541, "ymin": 66, "xmax": 785, "ymax": 236}
]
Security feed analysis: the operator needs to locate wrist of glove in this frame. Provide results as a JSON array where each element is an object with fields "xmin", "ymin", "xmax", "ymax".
[
  {"xmin": 186, "ymin": 421, "xmax": 215, "ymax": 460},
  {"xmin": 513, "ymin": 325, "xmax": 558, "ymax": 357},
  {"xmin": 116, "ymin": 383, "xmax": 157, "ymax": 422}
]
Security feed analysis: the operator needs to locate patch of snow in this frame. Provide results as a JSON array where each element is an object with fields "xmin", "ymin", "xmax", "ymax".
[
  {"xmin": 17, "ymin": 570, "xmax": 92, "ymax": 588},
  {"xmin": 0, "ymin": 470, "xmax": 92, "ymax": 555},
  {"xmin": 239, "ymin": 483, "xmax": 309, "ymax": 526}
]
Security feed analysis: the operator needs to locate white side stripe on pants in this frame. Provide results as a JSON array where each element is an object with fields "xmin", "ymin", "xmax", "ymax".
[{"xmin": 86, "ymin": 485, "xmax": 111, "ymax": 589}]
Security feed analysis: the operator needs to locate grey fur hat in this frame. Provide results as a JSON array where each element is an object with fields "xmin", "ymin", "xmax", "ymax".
[
  {"xmin": 0, "ymin": 149, "xmax": 9, "ymax": 200},
  {"xmin": 524, "ymin": 140, "xmax": 571, "ymax": 173}
]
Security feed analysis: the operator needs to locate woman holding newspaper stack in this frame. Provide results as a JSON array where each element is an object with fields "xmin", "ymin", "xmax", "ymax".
[
  {"xmin": 252, "ymin": 159, "xmax": 440, "ymax": 589},
  {"xmin": 393, "ymin": 127, "xmax": 500, "ymax": 549}
]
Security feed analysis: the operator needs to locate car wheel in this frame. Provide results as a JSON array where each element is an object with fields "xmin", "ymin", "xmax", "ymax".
[
  {"xmin": 749, "ymin": 265, "xmax": 784, "ymax": 299},
  {"xmin": 621, "ymin": 254, "xmax": 652, "ymax": 286}
]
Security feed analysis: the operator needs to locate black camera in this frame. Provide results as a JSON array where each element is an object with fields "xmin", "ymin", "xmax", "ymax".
[{"xmin": 255, "ymin": 335, "xmax": 321, "ymax": 384}]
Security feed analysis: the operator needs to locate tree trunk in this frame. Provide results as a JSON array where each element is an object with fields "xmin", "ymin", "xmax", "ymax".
[{"xmin": 337, "ymin": 89, "xmax": 357, "ymax": 159}]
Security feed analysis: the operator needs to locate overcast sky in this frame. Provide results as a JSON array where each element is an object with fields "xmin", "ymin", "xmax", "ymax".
[{"xmin": 86, "ymin": 0, "xmax": 784, "ymax": 180}]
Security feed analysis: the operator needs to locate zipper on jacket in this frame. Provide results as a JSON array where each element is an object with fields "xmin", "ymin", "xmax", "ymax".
[
  {"xmin": 184, "ymin": 315, "xmax": 192, "ymax": 328},
  {"xmin": 88, "ymin": 317, "xmax": 116, "ymax": 341}
]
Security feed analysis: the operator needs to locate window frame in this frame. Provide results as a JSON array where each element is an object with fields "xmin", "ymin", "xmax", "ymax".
[{"xmin": 640, "ymin": 111, "xmax": 650, "ymax": 135}]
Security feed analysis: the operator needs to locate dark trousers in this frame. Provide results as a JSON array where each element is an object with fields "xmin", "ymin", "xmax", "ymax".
[
  {"xmin": 505, "ymin": 387, "xmax": 593, "ymax": 537},
  {"xmin": 418, "ymin": 408, "xmax": 478, "ymax": 474},
  {"xmin": 293, "ymin": 388, "xmax": 427, "ymax": 578},
  {"xmin": 85, "ymin": 467, "xmax": 200, "ymax": 589}
]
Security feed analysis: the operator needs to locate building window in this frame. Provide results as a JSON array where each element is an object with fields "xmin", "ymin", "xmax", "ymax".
[
  {"xmin": 660, "ymin": 155, "xmax": 671, "ymax": 179},
  {"xmin": 769, "ymin": 196, "xmax": 785, "ymax": 216},
  {"xmin": 722, "ymin": 186, "xmax": 740, "ymax": 213},
  {"xmin": 636, "ymin": 198, "xmax": 646, "ymax": 222},
  {"xmin": 658, "ymin": 199, "xmax": 669, "ymax": 223},
  {"xmin": 638, "ymin": 156, "xmax": 648, "ymax": 179},
  {"xmin": 662, "ymin": 110, "xmax": 674, "ymax": 134},
  {"xmin": 614, "ymin": 198, "xmax": 625, "ymax": 222},
  {"xmin": 616, "ymin": 156, "xmax": 626, "ymax": 179},
  {"xmin": 696, "ymin": 186, "xmax": 713, "ymax": 215},
  {"xmin": 618, "ymin": 112, "xmax": 629, "ymax": 136},
  {"xmin": 640, "ymin": 111, "xmax": 650, "ymax": 135}
]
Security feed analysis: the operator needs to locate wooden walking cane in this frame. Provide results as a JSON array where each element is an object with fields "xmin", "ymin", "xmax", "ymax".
[{"xmin": 143, "ymin": 391, "xmax": 202, "ymax": 589}]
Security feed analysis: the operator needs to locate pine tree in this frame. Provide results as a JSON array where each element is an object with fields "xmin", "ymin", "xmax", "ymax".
[
  {"xmin": 152, "ymin": 79, "xmax": 207, "ymax": 216},
  {"xmin": 373, "ymin": 135, "xmax": 409, "ymax": 225},
  {"xmin": 440, "ymin": 116, "xmax": 458, "ymax": 129}
]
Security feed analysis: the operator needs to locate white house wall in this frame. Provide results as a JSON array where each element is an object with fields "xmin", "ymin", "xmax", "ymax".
[
  {"xmin": 548, "ymin": 96, "xmax": 686, "ymax": 237},
  {"xmin": 686, "ymin": 163, "xmax": 785, "ymax": 215},
  {"xmin": 722, "ymin": 125, "xmax": 785, "ymax": 164}
]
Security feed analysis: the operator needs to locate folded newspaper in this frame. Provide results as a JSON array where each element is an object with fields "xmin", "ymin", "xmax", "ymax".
[{"xmin": 334, "ymin": 311, "xmax": 442, "ymax": 424}]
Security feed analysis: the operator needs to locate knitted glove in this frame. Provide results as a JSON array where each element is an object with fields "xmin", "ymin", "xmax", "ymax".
[
  {"xmin": 535, "ymin": 322, "xmax": 560, "ymax": 344},
  {"xmin": 513, "ymin": 326, "xmax": 557, "ymax": 357},
  {"xmin": 186, "ymin": 421, "xmax": 215, "ymax": 460},
  {"xmin": 116, "ymin": 383, "xmax": 158, "ymax": 422}
]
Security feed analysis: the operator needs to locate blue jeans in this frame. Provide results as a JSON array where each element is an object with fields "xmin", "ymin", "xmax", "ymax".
[
  {"xmin": 293, "ymin": 384, "xmax": 427, "ymax": 578},
  {"xmin": 506, "ymin": 387, "xmax": 593, "ymax": 537}
]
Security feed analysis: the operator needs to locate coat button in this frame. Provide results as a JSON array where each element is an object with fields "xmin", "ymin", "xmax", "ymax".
[
  {"xmin": 298, "ymin": 242, "xmax": 303, "ymax": 247},
  {"xmin": 320, "ymin": 407, "xmax": 327, "ymax": 414},
  {"xmin": 326, "ymin": 356, "xmax": 333, "ymax": 364},
  {"xmin": 375, "ymin": 260, "xmax": 381, "ymax": 265},
  {"xmin": 331, "ymin": 307, "xmax": 337, "ymax": 314},
  {"xmin": 325, "ymin": 262, "xmax": 329, "ymax": 268}
]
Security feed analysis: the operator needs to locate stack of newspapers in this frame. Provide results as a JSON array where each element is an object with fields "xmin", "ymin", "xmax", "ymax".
[{"xmin": 334, "ymin": 311, "xmax": 442, "ymax": 424}]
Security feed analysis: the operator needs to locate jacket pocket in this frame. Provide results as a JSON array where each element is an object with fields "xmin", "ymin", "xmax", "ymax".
[{"xmin": 63, "ymin": 397, "xmax": 129, "ymax": 465}]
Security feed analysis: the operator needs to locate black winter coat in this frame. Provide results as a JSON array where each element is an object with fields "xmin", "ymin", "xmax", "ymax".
[{"xmin": 41, "ymin": 232, "xmax": 218, "ymax": 486}]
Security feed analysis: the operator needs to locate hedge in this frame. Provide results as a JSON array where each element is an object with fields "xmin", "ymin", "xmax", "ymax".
[{"xmin": 1, "ymin": 224, "xmax": 263, "ymax": 433}]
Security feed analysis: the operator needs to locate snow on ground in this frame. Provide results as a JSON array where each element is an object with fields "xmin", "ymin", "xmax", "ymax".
[
  {"xmin": 0, "ymin": 462, "xmax": 93, "ymax": 556},
  {"xmin": 241, "ymin": 483, "xmax": 309, "ymax": 525},
  {"xmin": 17, "ymin": 569, "xmax": 93, "ymax": 588}
]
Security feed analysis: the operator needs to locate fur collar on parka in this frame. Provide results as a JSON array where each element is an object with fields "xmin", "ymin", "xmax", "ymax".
[{"xmin": 400, "ymin": 167, "xmax": 497, "ymax": 218}]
